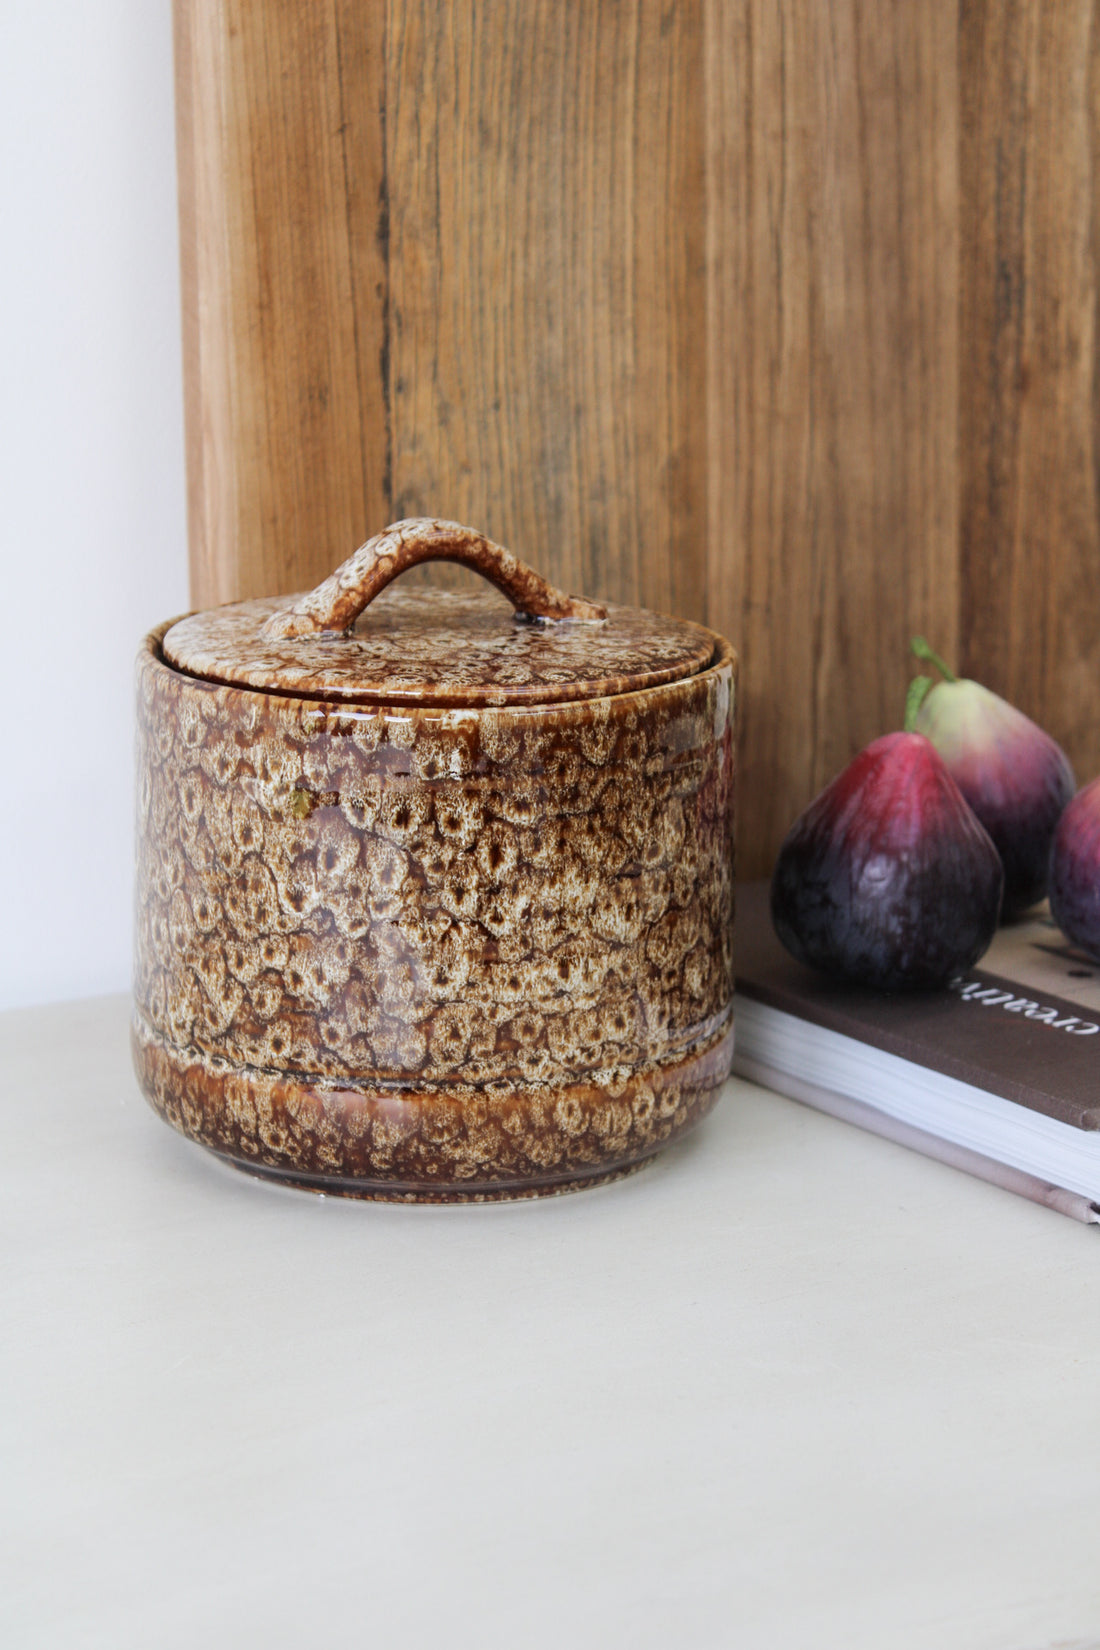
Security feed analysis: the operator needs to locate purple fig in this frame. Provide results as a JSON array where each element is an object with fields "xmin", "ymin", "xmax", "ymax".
[
  {"xmin": 1049, "ymin": 778, "xmax": 1100, "ymax": 962},
  {"xmin": 907, "ymin": 639, "xmax": 1075, "ymax": 917},
  {"xmin": 771, "ymin": 732, "xmax": 1003, "ymax": 990}
]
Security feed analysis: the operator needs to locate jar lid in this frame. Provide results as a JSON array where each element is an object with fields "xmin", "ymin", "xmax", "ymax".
[{"xmin": 162, "ymin": 519, "xmax": 716, "ymax": 708}]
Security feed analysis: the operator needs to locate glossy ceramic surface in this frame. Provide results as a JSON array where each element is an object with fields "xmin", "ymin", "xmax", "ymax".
[
  {"xmin": 133, "ymin": 520, "xmax": 737, "ymax": 1199},
  {"xmin": 163, "ymin": 587, "xmax": 716, "ymax": 708}
]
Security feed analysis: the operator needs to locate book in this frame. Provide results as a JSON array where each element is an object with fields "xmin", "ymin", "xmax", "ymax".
[{"xmin": 732, "ymin": 881, "xmax": 1100, "ymax": 1224}]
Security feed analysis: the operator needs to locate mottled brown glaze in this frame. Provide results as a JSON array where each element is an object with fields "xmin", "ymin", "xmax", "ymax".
[
  {"xmin": 134, "ymin": 546, "xmax": 736, "ymax": 1200},
  {"xmin": 165, "ymin": 587, "xmax": 715, "ymax": 708},
  {"xmin": 263, "ymin": 517, "xmax": 607, "ymax": 637},
  {"xmin": 132, "ymin": 1014, "xmax": 734, "ymax": 1201}
]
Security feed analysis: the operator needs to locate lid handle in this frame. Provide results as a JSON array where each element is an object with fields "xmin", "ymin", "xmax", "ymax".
[{"xmin": 263, "ymin": 518, "xmax": 607, "ymax": 639}]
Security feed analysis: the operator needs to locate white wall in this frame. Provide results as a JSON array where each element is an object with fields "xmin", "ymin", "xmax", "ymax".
[{"xmin": 0, "ymin": 4, "xmax": 188, "ymax": 1009}]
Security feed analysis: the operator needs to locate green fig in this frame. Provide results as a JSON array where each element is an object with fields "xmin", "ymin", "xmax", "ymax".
[{"xmin": 906, "ymin": 640, "xmax": 1075, "ymax": 917}]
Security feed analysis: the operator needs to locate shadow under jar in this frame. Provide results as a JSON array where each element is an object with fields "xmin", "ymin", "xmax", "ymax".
[{"xmin": 132, "ymin": 519, "xmax": 737, "ymax": 1200}]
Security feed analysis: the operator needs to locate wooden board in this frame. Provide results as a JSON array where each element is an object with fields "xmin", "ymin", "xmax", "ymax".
[
  {"xmin": 174, "ymin": 2, "xmax": 389, "ymax": 604},
  {"xmin": 959, "ymin": 0, "xmax": 1100, "ymax": 791},
  {"xmin": 383, "ymin": 1, "xmax": 707, "ymax": 623},
  {"xmin": 174, "ymin": 0, "xmax": 1100, "ymax": 876},
  {"xmin": 704, "ymin": 0, "xmax": 959, "ymax": 870},
  {"xmin": 176, "ymin": 0, "xmax": 707, "ymax": 626}
]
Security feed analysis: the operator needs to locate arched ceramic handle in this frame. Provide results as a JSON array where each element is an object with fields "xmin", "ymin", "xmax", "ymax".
[{"xmin": 263, "ymin": 518, "xmax": 607, "ymax": 639}]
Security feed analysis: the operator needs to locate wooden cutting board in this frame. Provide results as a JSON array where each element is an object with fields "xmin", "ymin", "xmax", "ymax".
[{"xmin": 173, "ymin": 0, "xmax": 1100, "ymax": 877}]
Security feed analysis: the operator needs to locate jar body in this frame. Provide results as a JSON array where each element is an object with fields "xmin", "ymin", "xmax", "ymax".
[{"xmin": 132, "ymin": 625, "xmax": 736, "ymax": 1199}]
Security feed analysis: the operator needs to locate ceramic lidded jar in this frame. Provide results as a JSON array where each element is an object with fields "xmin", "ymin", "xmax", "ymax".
[{"xmin": 133, "ymin": 519, "xmax": 737, "ymax": 1200}]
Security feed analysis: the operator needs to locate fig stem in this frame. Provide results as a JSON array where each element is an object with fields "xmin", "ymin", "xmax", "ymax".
[
  {"xmin": 911, "ymin": 636, "xmax": 957, "ymax": 682},
  {"xmin": 904, "ymin": 674, "xmax": 934, "ymax": 731}
]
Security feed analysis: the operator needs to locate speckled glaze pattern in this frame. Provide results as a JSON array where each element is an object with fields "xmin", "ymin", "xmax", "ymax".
[
  {"xmin": 164, "ymin": 587, "xmax": 716, "ymax": 708},
  {"xmin": 262, "ymin": 516, "xmax": 608, "ymax": 636},
  {"xmin": 133, "ymin": 620, "xmax": 737, "ymax": 1199}
]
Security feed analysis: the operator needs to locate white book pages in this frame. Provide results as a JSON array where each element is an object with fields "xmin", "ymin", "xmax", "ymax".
[{"xmin": 734, "ymin": 996, "xmax": 1100, "ymax": 1221}]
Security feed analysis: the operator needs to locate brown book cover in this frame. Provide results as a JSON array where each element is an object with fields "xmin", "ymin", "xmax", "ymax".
[{"xmin": 733, "ymin": 882, "xmax": 1100, "ymax": 1222}]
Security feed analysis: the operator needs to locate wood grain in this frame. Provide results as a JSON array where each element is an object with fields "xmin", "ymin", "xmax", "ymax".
[
  {"xmin": 176, "ymin": 0, "xmax": 707, "ymax": 621},
  {"xmin": 175, "ymin": 1, "xmax": 389, "ymax": 605},
  {"xmin": 383, "ymin": 1, "xmax": 707, "ymax": 619},
  {"xmin": 705, "ymin": 0, "xmax": 959, "ymax": 873},
  {"xmin": 959, "ymin": 0, "xmax": 1100, "ymax": 784},
  {"xmin": 175, "ymin": 0, "xmax": 1100, "ymax": 876}
]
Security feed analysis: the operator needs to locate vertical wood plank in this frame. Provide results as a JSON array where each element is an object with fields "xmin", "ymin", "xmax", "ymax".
[
  {"xmin": 959, "ymin": 1, "xmax": 1100, "ymax": 779},
  {"xmin": 383, "ymin": 1, "xmax": 708, "ymax": 618},
  {"xmin": 176, "ymin": 0, "xmax": 973, "ymax": 875},
  {"xmin": 175, "ymin": 1, "xmax": 389, "ymax": 606},
  {"xmin": 706, "ymin": 0, "xmax": 960, "ymax": 875}
]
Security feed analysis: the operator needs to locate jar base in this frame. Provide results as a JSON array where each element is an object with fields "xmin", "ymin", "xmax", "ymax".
[
  {"xmin": 212, "ymin": 1150, "xmax": 655, "ymax": 1203},
  {"xmin": 131, "ymin": 1010, "xmax": 733, "ymax": 1204}
]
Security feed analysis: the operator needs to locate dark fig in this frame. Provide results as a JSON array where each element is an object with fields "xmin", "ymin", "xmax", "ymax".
[
  {"xmin": 771, "ymin": 732, "xmax": 1003, "ymax": 990},
  {"xmin": 907, "ymin": 639, "xmax": 1075, "ymax": 917},
  {"xmin": 1049, "ymin": 777, "xmax": 1100, "ymax": 962}
]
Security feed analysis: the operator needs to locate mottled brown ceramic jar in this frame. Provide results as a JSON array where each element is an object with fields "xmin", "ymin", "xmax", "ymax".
[{"xmin": 133, "ymin": 519, "xmax": 736, "ymax": 1200}]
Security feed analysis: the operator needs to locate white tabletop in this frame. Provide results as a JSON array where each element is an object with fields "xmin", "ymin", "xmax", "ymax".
[{"xmin": 3, "ymin": 994, "xmax": 1099, "ymax": 1650}]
